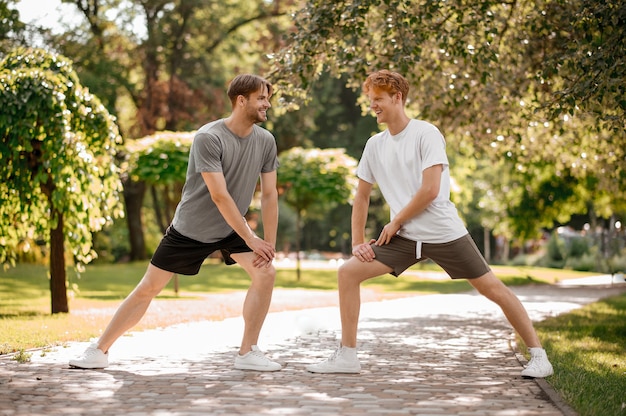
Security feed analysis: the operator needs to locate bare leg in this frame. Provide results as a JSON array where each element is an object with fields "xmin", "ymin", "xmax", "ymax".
[
  {"xmin": 96, "ymin": 264, "xmax": 174, "ymax": 353},
  {"xmin": 468, "ymin": 271, "xmax": 542, "ymax": 348},
  {"xmin": 338, "ymin": 258, "xmax": 392, "ymax": 347},
  {"xmin": 231, "ymin": 252, "xmax": 276, "ymax": 354}
]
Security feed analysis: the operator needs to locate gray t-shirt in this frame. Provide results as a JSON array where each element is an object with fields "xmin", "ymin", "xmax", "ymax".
[{"xmin": 171, "ymin": 119, "xmax": 279, "ymax": 243}]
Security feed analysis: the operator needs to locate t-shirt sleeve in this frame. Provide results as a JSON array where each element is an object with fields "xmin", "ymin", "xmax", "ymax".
[
  {"xmin": 420, "ymin": 127, "xmax": 449, "ymax": 171},
  {"xmin": 261, "ymin": 133, "xmax": 279, "ymax": 173},
  {"xmin": 193, "ymin": 132, "xmax": 223, "ymax": 173}
]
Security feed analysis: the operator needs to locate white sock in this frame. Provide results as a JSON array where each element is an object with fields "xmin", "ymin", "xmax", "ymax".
[
  {"xmin": 341, "ymin": 345, "xmax": 357, "ymax": 356},
  {"xmin": 529, "ymin": 347, "xmax": 546, "ymax": 356}
]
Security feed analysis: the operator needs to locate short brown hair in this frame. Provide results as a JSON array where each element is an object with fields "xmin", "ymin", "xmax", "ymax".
[
  {"xmin": 363, "ymin": 70, "xmax": 409, "ymax": 103},
  {"xmin": 227, "ymin": 74, "xmax": 273, "ymax": 105}
]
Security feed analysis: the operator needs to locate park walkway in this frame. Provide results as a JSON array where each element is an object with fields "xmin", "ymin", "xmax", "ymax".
[{"xmin": 1, "ymin": 276, "xmax": 624, "ymax": 415}]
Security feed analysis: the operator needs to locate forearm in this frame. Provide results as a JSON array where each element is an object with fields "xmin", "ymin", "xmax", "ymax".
[
  {"xmin": 260, "ymin": 191, "xmax": 278, "ymax": 247},
  {"xmin": 201, "ymin": 171, "xmax": 274, "ymax": 264},
  {"xmin": 351, "ymin": 195, "xmax": 370, "ymax": 247},
  {"xmin": 213, "ymin": 195, "xmax": 258, "ymax": 243},
  {"xmin": 392, "ymin": 187, "xmax": 436, "ymax": 226},
  {"xmin": 392, "ymin": 165, "xmax": 441, "ymax": 226}
]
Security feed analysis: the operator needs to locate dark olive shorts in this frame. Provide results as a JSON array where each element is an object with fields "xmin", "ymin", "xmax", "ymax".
[
  {"xmin": 150, "ymin": 226, "xmax": 251, "ymax": 275},
  {"xmin": 371, "ymin": 234, "xmax": 490, "ymax": 279}
]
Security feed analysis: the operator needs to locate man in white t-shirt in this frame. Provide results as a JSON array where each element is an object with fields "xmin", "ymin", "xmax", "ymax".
[{"xmin": 306, "ymin": 70, "xmax": 553, "ymax": 379}]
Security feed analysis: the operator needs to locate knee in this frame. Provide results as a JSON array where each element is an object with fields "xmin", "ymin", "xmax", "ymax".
[
  {"xmin": 133, "ymin": 280, "xmax": 163, "ymax": 300},
  {"xmin": 337, "ymin": 263, "xmax": 349, "ymax": 281},
  {"xmin": 251, "ymin": 265, "xmax": 276, "ymax": 288},
  {"xmin": 131, "ymin": 266, "xmax": 174, "ymax": 300},
  {"xmin": 337, "ymin": 263, "xmax": 358, "ymax": 288},
  {"xmin": 476, "ymin": 279, "xmax": 513, "ymax": 304}
]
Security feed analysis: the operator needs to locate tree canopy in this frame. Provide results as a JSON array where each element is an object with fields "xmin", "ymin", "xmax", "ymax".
[
  {"xmin": 278, "ymin": 147, "xmax": 358, "ymax": 277},
  {"xmin": 49, "ymin": 0, "xmax": 294, "ymax": 138},
  {"xmin": 270, "ymin": 0, "xmax": 626, "ymax": 239},
  {"xmin": 3, "ymin": 0, "xmax": 624, "ymax": 267},
  {"xmin": 123, "ymin": 130, "xmax": 194, "ymax": 233},
  {"xmin": 0, "ymin": 47, "xmax": 123, "ymax": 312},
  {"xmin": 271, "ymin": 0, "xmax": 625, "ymax": 132}
]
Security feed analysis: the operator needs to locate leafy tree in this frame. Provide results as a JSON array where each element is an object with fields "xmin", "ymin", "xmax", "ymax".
[
  {"xmin": 271, "ymin": 0, "xmax": 624, "ymax": 138},
  {"xmin": 527, "ymin": 0, "xmax": 625, "ymax": 134},
  {"xmin": 0, "ymin": 47, "xmax": 123, "ymax": 313},
  {"xmin": 50, "ymin": 0, "xmax": 294, "ymax": 137},
  {"xmin": 126, "ymin": 131, "xmax": 194, "ymax": 231},
  {"xmin": 299, "ymin": 73, "xmax": 378, "ymax": 158},
  {"xmin": 278, "ymin": 147, "xmax": 358, "ymax": 279},
  {"xmin": 0, "ymin": 0, "xmax": 26, "ymax": 54},
  {"xmin": 270, "ymin": 0, "xmax": 626, "ymax": 244},
  {"xmin": 39, "ymin": 0, "xmax": 295, "ymax": 259},
  {"xmin": 121, "ymin": 130, "xmax": 193, "ymax": 291}
]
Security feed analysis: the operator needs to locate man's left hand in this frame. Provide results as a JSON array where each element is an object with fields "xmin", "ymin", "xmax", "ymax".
[{"xmin": 376, "ymin": 221, "xmax": 401, "ymax": 245}]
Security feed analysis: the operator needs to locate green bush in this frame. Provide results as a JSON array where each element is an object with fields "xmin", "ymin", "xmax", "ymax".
[
  {"xmin": 546, "ymin": 233, "xmax": 566, "ymax": 262},
  {"xmin": 540, "ymin": 233, "xmax": 596, "ymax": 270},
  {"xmin": 567, "ymin": 236, "xmax": 590, "ymax": 257},
  {"xmin": 608, "ymin": 251, "xmax": 626, "ymax": 274},
  {"xmin": 510, "ymin": 254, "xmax": 531, "ymax": 266},
  {"xmin": 565, "ymin": 252, "xmax": 596, "ymax": 272}
]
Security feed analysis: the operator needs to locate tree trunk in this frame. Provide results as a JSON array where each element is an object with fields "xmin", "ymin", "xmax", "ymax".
[
  {"xmin": 123, "ymin": 178, "xmax": 148, "ymax": 261},
  {"xmin": 151, "ymin": 185, "xmax": 168, "ymax": 233},
  {"xmin": 483, "ymin": 227, "xmax": 491, "ymax": 262},
  {"xmin": 296, "ymin": 210, "xmax": 302, "ymax": 281},
  {"xmin": 163, "ymin": 185, "xmax": 174, "ymax": 227},
  {"xmin": 502, "ymin": 237, "xmax": 510, "ymax": 262},
  {"xmin": 49, "ymin": 211, "xmax": 68, "ymax": 314}
]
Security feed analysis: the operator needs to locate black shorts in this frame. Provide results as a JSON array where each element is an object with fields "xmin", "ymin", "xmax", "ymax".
[
  {"xmin": 150, "ymin": 226, "xmax": 251, "ymax": 275},
  {"xmin": 371, "ymin": 234, "xmax": 490, "ymax": 279}
]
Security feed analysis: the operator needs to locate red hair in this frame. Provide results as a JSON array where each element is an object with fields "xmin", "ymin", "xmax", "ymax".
[{"xmin": 363, "ymin": 70, "xmax": 409, "ymax": 103}]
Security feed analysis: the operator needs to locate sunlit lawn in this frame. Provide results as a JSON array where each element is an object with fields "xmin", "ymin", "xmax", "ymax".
[
  {"xmin": 1, "ymin": 260, "xmax": 594, "ymax": 315},
  {"xmin": 0, "ymin": 261, "xmax": 597, "ymax": 355},
  {"xmin": 533, "ymin": 293, "xmax": 626, "ymax": 416}
]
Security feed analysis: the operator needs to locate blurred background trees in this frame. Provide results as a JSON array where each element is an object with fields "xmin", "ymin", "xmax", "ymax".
[
  {"xmin": 1, "ymin": 0, "xmax": 625, "ymax": 296},
  {"xmin": 278, "ymin": 147, "xmax": 358, "ymax": 279},
  {"xmin": 270, "ymin": 0, "xmax": 625, "ymax": 268}
]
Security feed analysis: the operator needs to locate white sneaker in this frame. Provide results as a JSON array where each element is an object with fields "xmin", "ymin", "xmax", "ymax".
[
  {"xmin": 234, "ymin": 346, "xmax": 281, "ymax": 371},
  {"xmin": 521, "ymin": 348, "xmax": 554, "ymax": 378},
  {"xmin": 69, "ymin": 343, "xmax": 109, "ymax": 369},
  {"xmin": 306, "ymin": 345, "xmax": 361, "ymax": 374}
]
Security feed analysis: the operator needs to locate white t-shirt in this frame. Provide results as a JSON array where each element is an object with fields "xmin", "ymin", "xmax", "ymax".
[{"xmin": 356, "ymin": 119, "xmax": 467, "ymax": 256}]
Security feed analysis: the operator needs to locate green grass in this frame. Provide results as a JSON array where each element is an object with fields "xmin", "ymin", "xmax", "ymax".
[
  {"xmin": 0, "ymin": 261, "xmax": 595, "ymax": 355},
  {"xmin": 1, "ymin": 261, "xmax": 622, "ymax": 415},
  {"xmin": 1, "ymin": 261, "xmax": 586, "ymax": 319},
  {"xmin": 533, "ymin": 293, "xmax": 626, "ymax": 416}
]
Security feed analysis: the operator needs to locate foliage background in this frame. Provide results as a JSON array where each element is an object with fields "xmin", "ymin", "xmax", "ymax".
[{"xmin": 1, "ymin": 0, "xmax": 625, "ymax": 272}]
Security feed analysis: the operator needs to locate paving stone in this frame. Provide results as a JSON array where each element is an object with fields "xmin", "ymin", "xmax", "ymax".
[{"xmin": 1, "ymin": 284, "xmax": 624, "ymax": 415}]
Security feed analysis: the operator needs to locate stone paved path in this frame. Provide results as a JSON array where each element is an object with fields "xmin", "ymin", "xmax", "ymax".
[{"xmin": 1, "ymin": 280, "xmax": 624, "ymax": 415}]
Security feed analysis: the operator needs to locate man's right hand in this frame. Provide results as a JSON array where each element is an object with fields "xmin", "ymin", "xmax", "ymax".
[
  {"xmin": 352, "ymin": 239, "xmax": 376, "ymax": 262},
  {"xmin": 247, "ymin": 236, "xmax": 275, "ymax": 267}
]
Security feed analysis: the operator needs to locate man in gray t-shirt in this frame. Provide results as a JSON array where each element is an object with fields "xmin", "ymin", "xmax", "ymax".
[{"xmin": 69, "ymin": 74, "xmax": 282, "ymax": 372}]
